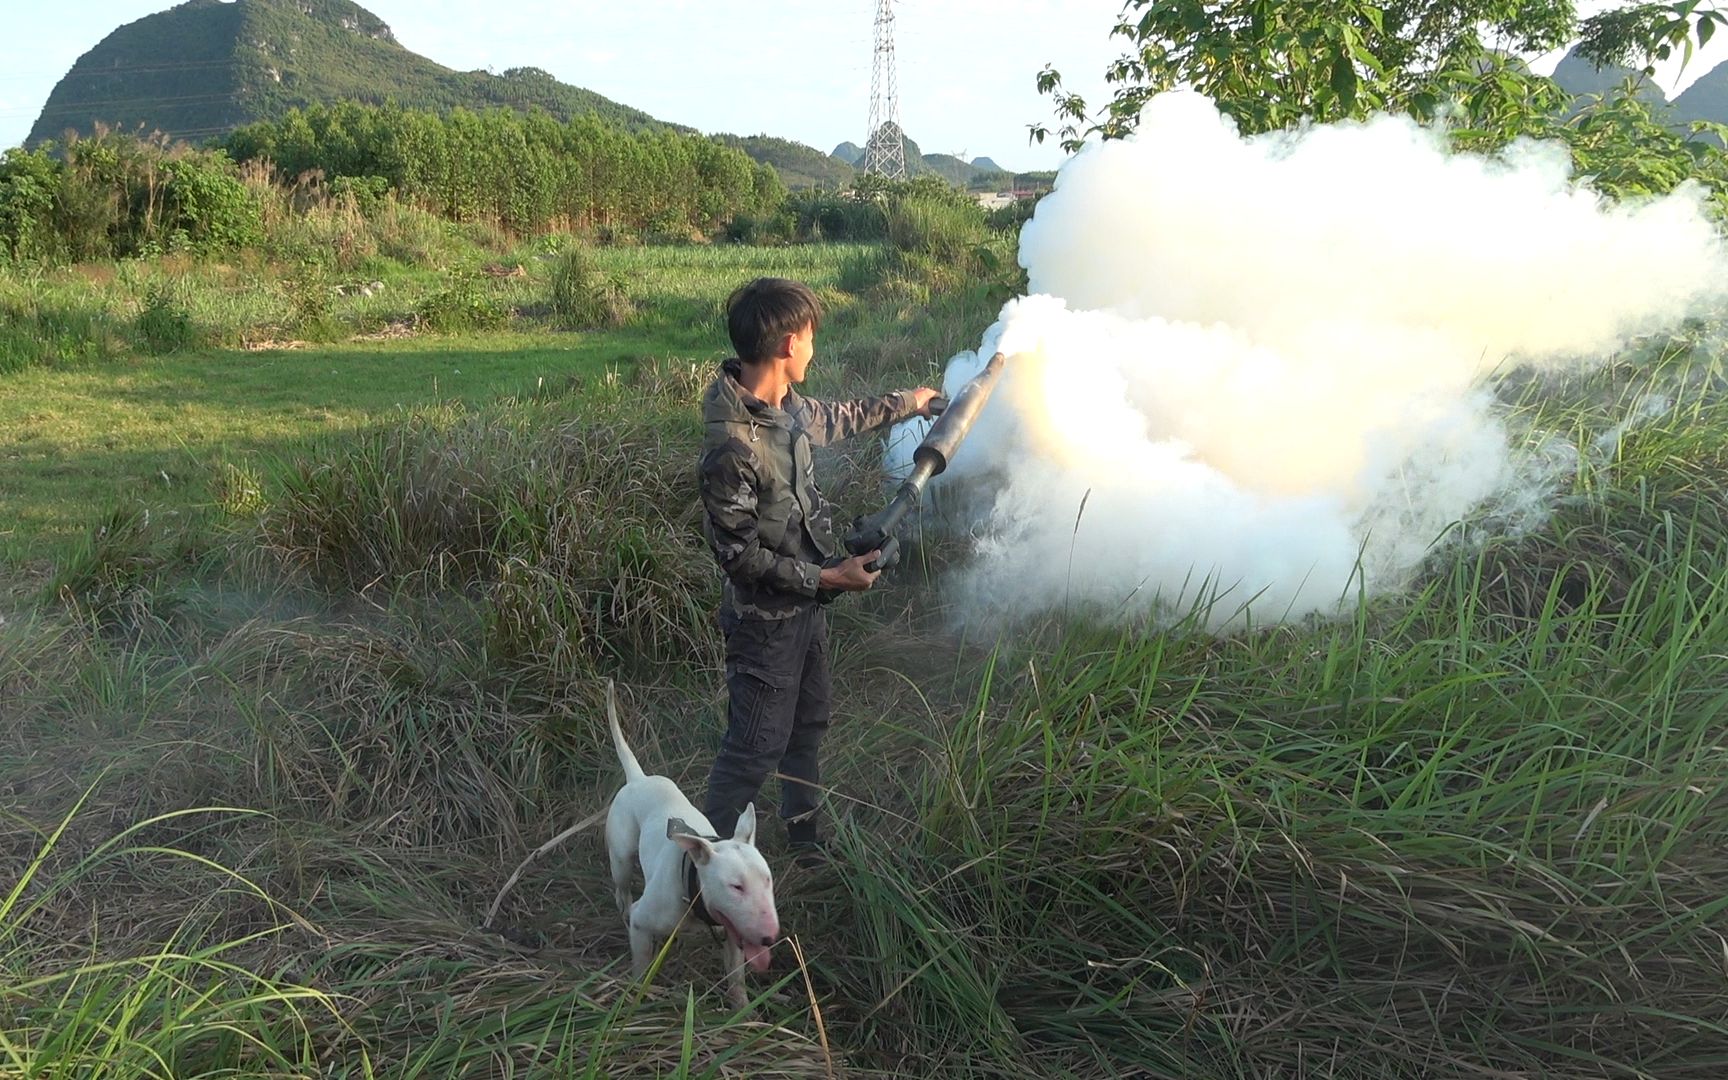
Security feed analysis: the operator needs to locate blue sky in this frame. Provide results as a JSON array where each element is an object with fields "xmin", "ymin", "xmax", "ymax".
[
  {"xmin": 0, "ymin": 0, "xmax": 1136, "ymax": 171},
  {"xmin": 8, "ymin": 2, "xmax": 1727, "ymax": 169}
]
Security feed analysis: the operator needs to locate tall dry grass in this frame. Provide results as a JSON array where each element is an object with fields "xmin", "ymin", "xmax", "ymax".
[{"xmin": 8, "ymin": 256, "xmax": 1728, "ymax": 1076}]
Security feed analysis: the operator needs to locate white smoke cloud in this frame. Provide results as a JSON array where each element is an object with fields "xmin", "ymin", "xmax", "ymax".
[{"xmin": 890, "ymin": 91, "xmax": 1728, "ymax": 629}]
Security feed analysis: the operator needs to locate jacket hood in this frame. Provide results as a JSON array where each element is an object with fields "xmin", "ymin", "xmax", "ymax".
[{"xmin": 702, "ymin": 358, "xmax": 797, "ymax": 429}]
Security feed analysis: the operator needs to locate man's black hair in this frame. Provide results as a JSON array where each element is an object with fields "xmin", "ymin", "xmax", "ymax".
[{"xmin": 726, "ymin": 278, "xmax": 822, "ymax": 364}]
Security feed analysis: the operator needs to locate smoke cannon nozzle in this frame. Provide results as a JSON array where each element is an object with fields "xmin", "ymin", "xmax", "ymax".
[{"xmin": 841, "ymin": 351, "xmax": 1008, "ymax": 574}]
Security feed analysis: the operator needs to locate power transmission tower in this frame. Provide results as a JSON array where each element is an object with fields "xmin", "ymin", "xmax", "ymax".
[{"xmin": 861, "ymin": 0, "xmax": 908, "ymax": 180}]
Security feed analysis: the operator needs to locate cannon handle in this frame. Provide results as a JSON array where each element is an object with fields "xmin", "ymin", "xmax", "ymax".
[{"xmin": 862, "ymin": 535, "xmax": 900, "ymax": 574}]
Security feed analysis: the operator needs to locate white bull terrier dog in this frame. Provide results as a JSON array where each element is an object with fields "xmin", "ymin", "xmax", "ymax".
[{"xmin": 603, "ymin": 681, "xmax": 780, "ymax": 1008}]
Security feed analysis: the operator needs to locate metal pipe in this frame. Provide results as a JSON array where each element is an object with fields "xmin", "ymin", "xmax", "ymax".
[{"xmin": 843, "ymin": 351, "xmax": 1008, "ymax": 571}]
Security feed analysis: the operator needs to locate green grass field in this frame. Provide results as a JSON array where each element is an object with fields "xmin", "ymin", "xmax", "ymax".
[
  {"xmin": 0, "ymin": 242, "xmax": 907, "ymax": 569},
  {"xmin": 4, "ymin": 240, "xmax": 1728, "ymax": 1078},
  {"xmin": 1, "ymin": 335, "xmax": 619, "ymax": 560}
]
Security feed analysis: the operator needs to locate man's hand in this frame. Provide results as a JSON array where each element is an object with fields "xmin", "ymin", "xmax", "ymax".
[
  {"xmin": 819, "ymin": 552, "xmax": 882, "ymax": 593},
  {"xmin": 909, "ymin": 387, "xmax": 943, "ymax": 418}
]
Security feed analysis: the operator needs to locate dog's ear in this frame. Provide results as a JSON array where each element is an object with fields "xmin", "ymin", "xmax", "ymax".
[
  {"xmin": 667, "ymin": 817, "xmax": 715, "ymax": 865},
  {"xmin": 732, "ymin": 803, "xmax": 758, "ymax": 847}
]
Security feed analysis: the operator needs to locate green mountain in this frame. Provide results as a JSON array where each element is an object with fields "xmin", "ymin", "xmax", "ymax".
[
  {"xmin": 1547, "ymin": 43, "xmax": 1728, "ymax": 140},
  {"xmin": 28, "ymin": 0, "xmax": 667, "ymax": 146},
  {"xmin": 826, "ymin": 135, "xmax": 1018, "ymax": 189},
  {"xmin": 920, "ymin": 153, "xmax": 977, "ymax": 185},
  {"xmin": 1549, "ymin": 46, "xmax": 1668, "ymax": 112},
  {"xmin": 714, "ymin": 134, "xmax": 855, "ymax": 190},
  {"xmin": 1672, "ymin": 59, "xmax": 1728, "ymax": 129},
  {"xmin": 718, "ymin": 131, "xmax": 1024, "ymax": 191}
]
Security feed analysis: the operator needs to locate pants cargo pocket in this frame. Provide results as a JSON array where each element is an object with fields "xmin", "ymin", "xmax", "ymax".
[{"xmin": 727, "ymin": 661, "xmax": 792, "ymax": 752}]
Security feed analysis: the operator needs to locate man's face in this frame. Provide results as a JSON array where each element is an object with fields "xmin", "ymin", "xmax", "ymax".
[{"xmin": 786, "ymin": 325, "xmax": 815, "ymax": 383}]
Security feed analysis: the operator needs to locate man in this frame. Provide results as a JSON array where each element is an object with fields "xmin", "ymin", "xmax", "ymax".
[{"xmin": 697, "ymin": 277, "xmax": 939, "ymax": 863}]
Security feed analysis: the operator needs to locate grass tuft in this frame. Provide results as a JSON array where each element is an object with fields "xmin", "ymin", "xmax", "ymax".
[{"xmin": 549, "ymin": 246, "xmax": 635, "ymax": 330}]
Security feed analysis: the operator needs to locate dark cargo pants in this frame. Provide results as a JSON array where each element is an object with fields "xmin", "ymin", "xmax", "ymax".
[{"xmin": 703, "ymin": 604, "xmax": 831, "ymax": 840}]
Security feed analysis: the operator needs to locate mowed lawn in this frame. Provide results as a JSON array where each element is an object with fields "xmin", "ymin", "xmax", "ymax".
[{"xmin": 0, "ymin": 331, "xmax": 664, "ymax": 566}]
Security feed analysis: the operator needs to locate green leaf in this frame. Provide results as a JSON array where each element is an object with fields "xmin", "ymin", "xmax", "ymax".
[
  {"xmin": 1329, "ymin": 51, "xmax": 1359, "ymax": 112},
  {"xmin": 1352, "ymin": 43, "xmax": 1387, "ymax": 77}
]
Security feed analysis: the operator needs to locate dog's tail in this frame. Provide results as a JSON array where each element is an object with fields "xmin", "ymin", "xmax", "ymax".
[{"xmin": 606, "ymin": 678, "xmax": 646, "ymax": 784}]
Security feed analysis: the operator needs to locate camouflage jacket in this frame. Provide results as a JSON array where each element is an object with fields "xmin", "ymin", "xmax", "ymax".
[{"xmin": 698, "ymin": 358, "xmax": 918, "ymax": 620}]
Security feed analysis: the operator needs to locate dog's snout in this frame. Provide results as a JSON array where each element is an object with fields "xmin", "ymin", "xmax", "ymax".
[{"xmin": 760, "ymin": 935, "xmax": 773, "ymax": 947}]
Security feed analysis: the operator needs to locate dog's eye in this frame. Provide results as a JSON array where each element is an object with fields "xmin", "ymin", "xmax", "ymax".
[{"xmin": 731, "ymin": 882, "xmax": 746, "ymax": 893}]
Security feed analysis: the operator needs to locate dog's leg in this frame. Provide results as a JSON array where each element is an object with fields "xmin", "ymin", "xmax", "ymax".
[
  {"xmin": 628, "ymin": 902, "xmax": 659, "ymax": 978},
  {"xmin": 609, "ymin": 847, "xmax": 635, "ymax": 922},
  {"xmin": 605, "ymin": 798, "xmax": 639, "ymax": 922}
]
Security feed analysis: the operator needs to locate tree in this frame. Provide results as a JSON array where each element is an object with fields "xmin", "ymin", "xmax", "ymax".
[
  {"xmin": 1034, "ymin": 1, "xmax": 1728, "ymax": 148},
  {"xmin": 0, "ymin": 148, "xmax": 62, "ymax": 262},
  {"xmin": 218, "ymin": 104, "xmax": 776, "ymax": 238}
]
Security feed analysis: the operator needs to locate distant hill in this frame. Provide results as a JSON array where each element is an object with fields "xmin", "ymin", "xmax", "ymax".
[
  {"xmin": 714, "ymin": 134, "xmax": 855, "ymax": 190},
  {"xmin": 28, "ymin": 0, "xmax": 669, "ymax": 146},
  {"xmin": 1545, "ymin": 43, "xmax": 1728, "ymax": 140},
  {"xmin": 1672, "ymin": 59, "xmax": 1728, "ymax": 130},
  {"xmin": 920, "ymin": 153, "xmax": 979, "ymax": 185},
  {"xmin": 823, "ymin": 134, "xmax": 1020, "ymax": 190},
  {"xmin": 1549, "ymin": 46, "xmax": 1668, "ymax": 112}
]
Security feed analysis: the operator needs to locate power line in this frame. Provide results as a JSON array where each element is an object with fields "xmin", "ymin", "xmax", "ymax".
[
  {"xmin": 11, "ymin": 94, "xmax": 255, "ymax": 121},
  {"xmin": 1, "ymin": 98, "xmax": 247, "ymax": 124},
  {"xmin": 16, "ymin": 125, "xmax": 241, "ymax": 145},
  {"xmin": 0, "ymin": 58, "xmax": 239, "ymax": 77},
  {"xmin": 30, "ymin": 92, "xmax": 245, "ymax": 114}
]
